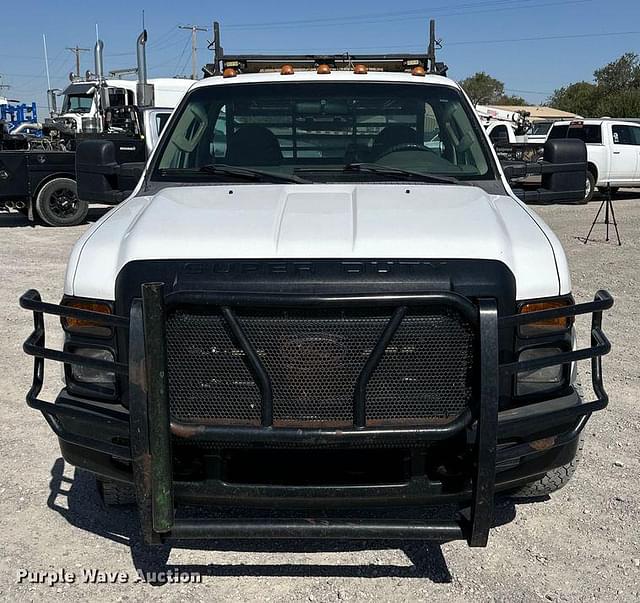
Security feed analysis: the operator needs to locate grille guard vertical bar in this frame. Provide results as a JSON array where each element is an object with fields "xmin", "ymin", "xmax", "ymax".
[
  {"xmin": 353, "ymin": 306, "xmax": 408, "ymax": 428},
  {"xmin": 221, "ymin": 306, "xmax": 274, "ymax": 427},
  {"xmin": 468, "ymin": 299, "xmax": 499, "ymax": 547},
  {"xmin": 128, "ymin": 299, "xmax": 162, "ymax": 544},
  {"xmin": 591, "ymin": 297, "xmax": 608, "ymax": 405},
  {"xmin": 141, "ymin": 283, "xmax": 174, "ymax": 534}
]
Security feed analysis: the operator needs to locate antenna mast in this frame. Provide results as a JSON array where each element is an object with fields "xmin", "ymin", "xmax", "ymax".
[
  {"xmin": 42, "ymin": 34, "xmax": 52, "ymax": 113},
  {"xmin": 426, "ymin": 19, "xmax": 447, "ymax": 76}
]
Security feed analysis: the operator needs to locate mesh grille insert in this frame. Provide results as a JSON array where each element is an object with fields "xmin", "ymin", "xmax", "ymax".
[{"xmin": 165, "ymin": 306, "xmax": 475, "ymax": 427}]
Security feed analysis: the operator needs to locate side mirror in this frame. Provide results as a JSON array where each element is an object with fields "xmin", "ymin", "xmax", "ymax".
[
  {"xmin": 541, "ymin": 139, "xmax": 587, "ymax": 201},
  {"xmin": 76, "ymin": 139, "xmax": 145, "ymax": 204},
  {"xmin": 510, "ymin": 139, "xmax": 587, "ymax": 204}
]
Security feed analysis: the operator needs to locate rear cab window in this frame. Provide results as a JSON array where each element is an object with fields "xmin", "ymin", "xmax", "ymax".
[{"xmin": 549, "ymin": 123, "xmax": 602, "ymax": 144}]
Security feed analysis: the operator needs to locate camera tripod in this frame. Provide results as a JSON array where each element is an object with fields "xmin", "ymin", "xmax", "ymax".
[{"xmin": 583, "ymin": 183, "xmax": 621, "ymax": 246}]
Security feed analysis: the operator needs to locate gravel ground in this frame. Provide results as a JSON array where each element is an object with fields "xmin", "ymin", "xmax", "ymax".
[{"xmin": 0, "ymin": 196, "xmax": 638, "ymax": 602}]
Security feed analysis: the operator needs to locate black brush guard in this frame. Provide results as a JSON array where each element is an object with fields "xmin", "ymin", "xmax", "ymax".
[{"xmin": 20, "ymin": 286, "xmax": 613, "ymax": 547}]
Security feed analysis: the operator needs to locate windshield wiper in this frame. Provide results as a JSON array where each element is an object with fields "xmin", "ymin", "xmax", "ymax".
[
  {"xmin": 198, "ymin": 164, "xmax": 311, "ymax": 184},
  {"xmin": 343, "ymin": 163, "xmax": 461, "ymax": 185}
]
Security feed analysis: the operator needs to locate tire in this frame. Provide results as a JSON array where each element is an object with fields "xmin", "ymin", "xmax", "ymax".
[
  {"xmin": 511, "ymin": 434, "xmax": 584, "ymax": 498},
  {"xmin": 35, "ymin": 177, "xmax": 88, "ymax": 227},
  {"xmin": 578, "ymin": 172, "xmax": 596, "ymax": 204},
  {"xmin": 597, "ymin": 186, "xmax": 619, "ymax": 196},
  {"xmin": 97, "ymin": 478, "xmax": 136, "ymax": 507}
]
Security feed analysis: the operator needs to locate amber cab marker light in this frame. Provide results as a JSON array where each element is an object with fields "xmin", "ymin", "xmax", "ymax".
[
  {"xmin": 411, "ymin": 66, "xmax": 426, "ymax": 77},
  {"xmin": 317, "ymin": 64, "xmax": 331, "ymax": 74},
  {"xmin": 353, "ymin": 64, "xmax": 368, "ymax": 74},
  {"xmin": 519, "ymin": 299, "xmax": 573, "ymax": 336},
  {"xmin": 280, "ymin": 64, "xmax": 295, "ymax": 75},
  {"xmin": 61, "ymin": 299, "xmax": 112, "ymax": 337},
  {"xmin": 222, "ymin": 67, "xmax": 237, "ymax": 78}
]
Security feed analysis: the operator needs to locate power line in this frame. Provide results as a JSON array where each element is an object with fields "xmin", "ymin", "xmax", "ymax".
[
  {"xmin": 223, "ymin": 0, "xmax": 551, "ymax": 28},
  {"xmin": 447, "ymin": 30, "xmax": 640, "ymax": 46},
  {"xmin": 173, "ymin": 35, "xmax": 191, "ymax": 77},
  {"xmin": 505, "ymin": 87, "xmax": 554, "ymax": 95},
  {"xmin": 148, "ymin": 24, "xmax": 182, "ymax": 48},
  {"xmin": 224, "ymin": 0, "xmax": 596, "ymax": 30},
  {"xmin": 226, "ymin": 29, "xmax": 640, "ymax": 54}
]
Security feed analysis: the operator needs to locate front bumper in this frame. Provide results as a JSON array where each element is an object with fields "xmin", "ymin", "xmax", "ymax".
[{"xmin": 20, "ymin": 288, "xmax": 613, "ymax": 547}]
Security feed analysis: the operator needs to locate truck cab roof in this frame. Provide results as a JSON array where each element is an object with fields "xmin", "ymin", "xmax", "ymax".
[{"xmin": 192, "ymin": 69, "xmax": 459, "ymax": 88}]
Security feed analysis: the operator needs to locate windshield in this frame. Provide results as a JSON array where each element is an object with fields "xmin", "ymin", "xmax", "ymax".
[
  {"xmin": 62, "ymin": 93, "xmax": 94, "ymax": 114},
  {"xmin": 152, "ymin": 82, "xmax": 494, "ymax": 184}
]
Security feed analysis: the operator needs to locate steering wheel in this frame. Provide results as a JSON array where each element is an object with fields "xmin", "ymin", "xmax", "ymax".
[{"xmin": 375, "ymin": 142, "xmax": 435, "ymax": 159}]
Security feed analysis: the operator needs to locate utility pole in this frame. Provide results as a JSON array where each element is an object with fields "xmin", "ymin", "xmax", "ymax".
[
  {"xmin": 179, "ymin": 24, "xmax": 208, "ymax": 79},
  {"xmin": 67, "ymin": 45, "xmax": 90, "ymax": 78}
]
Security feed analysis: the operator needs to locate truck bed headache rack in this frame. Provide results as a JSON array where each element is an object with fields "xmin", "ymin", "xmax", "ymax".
[
  {"xmin": 19, "ymin": 287, "xmax": 612, "ymax": 547},
  {"xmin": 202, "ymin": 19, "xmax": 447, "ymax": 77}
]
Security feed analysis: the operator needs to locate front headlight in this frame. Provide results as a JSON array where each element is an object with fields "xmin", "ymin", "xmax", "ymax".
[
  {"xmin": 517, "ymin": 347, "xmax": 564, "ymax": 396},
  {"xmin": 70, "ymin": 348, "xmax": 116, "ymax": 385}
]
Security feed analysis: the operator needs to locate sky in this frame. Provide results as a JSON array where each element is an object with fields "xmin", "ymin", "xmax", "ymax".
[{"xmin": 1, "ymin": 0, "xmax": 639, "ymax": 112}]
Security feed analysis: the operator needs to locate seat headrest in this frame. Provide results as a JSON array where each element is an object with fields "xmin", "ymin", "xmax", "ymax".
[{"xmin": 226, "ymin": 125, "xmax": 283, "ymax": 166}]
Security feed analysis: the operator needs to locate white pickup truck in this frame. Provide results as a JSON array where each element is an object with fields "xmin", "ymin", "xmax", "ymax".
[
  {"xmin": 548, "ymin": 119, "xmax": 640, "ymax": 201},
  {"xmin": 20, "ymin": 53, "xmax": 613, "ymax": 548}
]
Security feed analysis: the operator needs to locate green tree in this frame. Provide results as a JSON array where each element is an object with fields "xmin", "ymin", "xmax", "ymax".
[
  {"xmin": 459, "ymin": 72, "xmax": 505, "ymax": 105},
  {"xmin": 595, "ymin": 89, "xmax": 640, "ymax": 118},
  {"xmin": 547, "ymin": 52, "xmax": 640, "ymax": 117},
  {"xmin": 494, "ymin": 94, "xmax": 527, "ymax": 106},
  {"xmin": 594, "ymin": 52, "xmax": 640, "ymax": 92},
  {"xmin": 547, "ymin": 82, "xmax": 600, "ymax": 116}
]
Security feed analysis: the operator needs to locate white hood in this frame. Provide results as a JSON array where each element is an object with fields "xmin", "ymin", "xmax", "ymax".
[{"xmin": 66, "ymin": 183, "xmax": 569, "ymax": 301}]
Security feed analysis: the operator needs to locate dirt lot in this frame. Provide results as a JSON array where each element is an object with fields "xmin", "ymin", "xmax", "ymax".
[{"xmin": 0, "ymin": 197, "xmax": 638, "ymax": 602}]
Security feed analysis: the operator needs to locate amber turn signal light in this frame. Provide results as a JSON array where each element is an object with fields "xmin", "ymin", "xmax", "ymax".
[
  {"xmin": 61, "ymin": 299, "xmax": 112, "ymax": 337},
  {"xmin": 353, "ymin": 64, "xmax": 368, "ymax": 74},
  {"xmin": 316, "ymin": 64, "xmax": 331, "ymax": 74},
  {"xmin": 280, "ymin": 64, "xmax": 295, "ymax": 75},
  {"xmin": 519, "ymin": 299, "xmax": 573, "ymax": 336},
  {"xmin": 222, "ymin": 67, "xmax": 237, "ymax": 78},
  {"xmin": 411, "ymin": 66, "xmax": 426, "ymax": 76}
]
